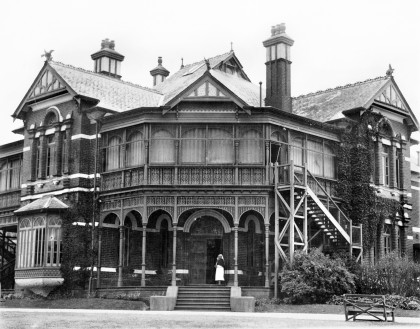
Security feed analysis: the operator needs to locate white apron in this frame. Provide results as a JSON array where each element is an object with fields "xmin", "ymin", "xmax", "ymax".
[{"xmin": 215, "ymin": 265, "xmax": 224, "ymax": 281}]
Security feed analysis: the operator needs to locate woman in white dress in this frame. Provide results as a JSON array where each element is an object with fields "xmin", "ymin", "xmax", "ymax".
[{"xmin": 215, "ymin": 254, "xmax": 225, "ymax": 285}]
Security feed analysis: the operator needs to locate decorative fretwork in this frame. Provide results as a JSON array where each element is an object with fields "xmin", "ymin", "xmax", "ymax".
[
  {"xmin": 239, "ymin": 207, "xmax": 265, "ymax": 218},
  {"xmin": 124, "ymin": 168, "xmax": 144, "ymax": 187},
  {"xmin": 102, "ymin": 172, "xmax": 122, "ymax": 191},
  {"xmin": 123, "ymin": 197, "xmax": 143, "ymax": 207},
  {"xmin": 177, "ymin": 206, "xmax": 234, "ymax": 219},
  {"xmin": 238, "ymin": 196, "xmax": 266, "ymax": 206},
  {"xmin": 186, "ymin": 81, "xmax": 227, "ymax": 98},
  {"xmin": 29, "ymin": 69, "xmax": 64, "ymax": 98},
  {"xmin": 48, "ymin": 216, "xmax": 62, "ymax": 226},
  {"xmin": 177, "ymin": 196, "xmax": 235, "ymax": 206},
  {"xmin": 102, "ymin": 199, "xmax": 121, "ymax": 211},
  {"xmin": 178, "ymin": 167, "xmax": 234, "ymax": 185},
  {"xmin": 15, "ymin": 268, "xmax": 62, "ymax": 278},
  {"xmin": 239, "ymin": 168, "xmax": 265, "ymax": 185},
  {"xmin": 149, "ymin": 168, "xmax": 174, "ymax": 185},
  {"xmin": 375, "ymin": 84, "xmax": 406, "ymax": 110},
  {"xmin": 19, "ymin": 217, "xmax": 31, "ymax": 228},
  {"xmin": 147, "ymin": 206, "xmax": 173, "ymax": 217},
  {"xmin": 147, "ymin": 196, "xmax": 175, "ymax": 206}
]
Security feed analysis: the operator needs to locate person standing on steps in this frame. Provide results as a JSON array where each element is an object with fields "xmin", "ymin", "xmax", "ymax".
[{"xmin": 215, "ymin": 254, "xmax": 225, "ymax": 285}]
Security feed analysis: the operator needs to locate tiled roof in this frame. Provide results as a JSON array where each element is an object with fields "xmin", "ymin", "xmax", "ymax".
[
  {"xmin": 155, "ymin": 52, "xmax": 235, "ymax": 105},
  {"xmin": 292, "ymin": 76, "xmax": 390, "ymax": 122},
  {"xmin": 49, "ymin": 62, "xmax": 162, "ymax": 112},
  {"xmin": 15, "ymin": 196, "xmax": 69, "ymax": 214},
  {"xmin": 211, "ymin": 69, "xmax": 262, "ymax": 107}
]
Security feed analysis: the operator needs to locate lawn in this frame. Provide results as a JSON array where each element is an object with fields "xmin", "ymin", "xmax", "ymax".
[{"xmin": 1, "ymin": 297, "xmax": 419, "ymax": 318}]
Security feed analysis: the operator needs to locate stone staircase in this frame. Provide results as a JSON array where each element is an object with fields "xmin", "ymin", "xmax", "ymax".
[{"xmin": 174, "ymin": 285, "xmax": 231, "ymax": 311}]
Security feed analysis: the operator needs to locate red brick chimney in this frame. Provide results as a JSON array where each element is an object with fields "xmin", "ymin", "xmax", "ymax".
[{"xmin": 262, "ymin": 23, "xmax": 294, "ymax": 112}]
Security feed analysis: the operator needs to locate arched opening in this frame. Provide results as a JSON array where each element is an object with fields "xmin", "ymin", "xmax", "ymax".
[{"xmin": 185, "ymin": 210, "xmax": 228, "ymax": 284}]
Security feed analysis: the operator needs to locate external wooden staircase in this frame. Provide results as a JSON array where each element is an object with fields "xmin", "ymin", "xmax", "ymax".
[
  {"xmin": 0, "ymin": 231, "xmax": 16, "ymax": 290},
  {"xmin": 174, "ymin": 285, "xmax": 231, "ymax": 311}
]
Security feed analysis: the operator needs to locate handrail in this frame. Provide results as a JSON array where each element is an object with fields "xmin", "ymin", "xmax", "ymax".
[
  {"xmin": 306, "ymin": 169, "xmax": 351, "ymax": 225},
  {"xmin": 0, "ymin": 231, "xmax": 16, "ymax": 253}
]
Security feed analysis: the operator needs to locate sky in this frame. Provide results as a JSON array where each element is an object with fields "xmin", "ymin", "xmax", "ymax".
[{"xmin": 0, "ymin": 0, "xmax": 419, "ymax": 145}]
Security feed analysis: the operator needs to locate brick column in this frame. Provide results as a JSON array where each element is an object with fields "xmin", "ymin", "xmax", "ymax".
[{"xmin": 64, "ymin": 125, "xmax": 72, "ymax": 175}]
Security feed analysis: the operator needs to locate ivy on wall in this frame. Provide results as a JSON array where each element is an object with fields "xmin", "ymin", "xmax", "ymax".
[
  {"xmin": 60, "ymin": 193, "xmax": 97, "ymax": 291},
  {"xmin": 336, "ymin": 110, "xmax": 401, "ymax": 251}
]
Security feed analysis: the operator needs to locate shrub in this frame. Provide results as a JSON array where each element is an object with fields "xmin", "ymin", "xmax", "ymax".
[
  {"xmin": 356, "ymin": 252, "xmax": 420, "ymax": 297},
  {"xmin": 280, "ymin": 249, "xmax": 355, "ymax": 304}
]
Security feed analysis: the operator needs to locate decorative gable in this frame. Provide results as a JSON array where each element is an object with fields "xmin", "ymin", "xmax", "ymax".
[
  {"xmin": 185, "ymin": 81, "xmax": 228, "ymax": 98},
  {"xmin": 375, "ymin": 83, "xmax": 406, "ymax": 111},
  {"xmin": 28, "ymin": 69, "xmax": 65, "ymax": 99}
]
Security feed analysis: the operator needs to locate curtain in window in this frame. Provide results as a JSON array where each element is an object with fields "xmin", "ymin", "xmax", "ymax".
[
  {"xmin": 126, "ymin": 131, "xmax": 144, "ymax": 166},
  {"xmin": 0, "ymin": 161, "xmax": 7, "ymax": 191},
  {"xmin": 324, "ymin": 144, "xmax": 336, "ymax": 179},
  {"xmin": 181, "ymin": 128, "xmax": 205, "ymax": 163},
  {"xmin": 150, "ymin": 129, "xmax": 175, "ymax": 163},
  {"xmin": 106, "ymin": 136, "xmax": 122, "ymax": 170},
  {"xmin": 9, "ymin": 159, "xmax": 21, "ymax": 189},
  {"xmin": 291, "ymin": 137, "xmax": 304, "ymax": 166},
  {"xmin": 207, "ymin": 128, "xmax": 233, "ymax": 164},
  {"xmin": 307, "ymin": 139, "xmax": 323, "ymax": 176},
  {"xmin": 239, "ymin": 130, "xmax": 263, "ymax": 164}
]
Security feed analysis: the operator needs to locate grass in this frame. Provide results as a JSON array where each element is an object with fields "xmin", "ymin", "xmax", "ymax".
[{"xmin": 1, "ymin": 297, "xmax": 419, "ymax": 317}]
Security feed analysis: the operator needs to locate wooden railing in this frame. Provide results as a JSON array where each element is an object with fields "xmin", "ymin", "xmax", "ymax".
[
  {"xmin": 101, "ymin": 166, "xmax": 266, "ymax": 191},
  {"xmin": 0, "ymin": 191, "xmax": 21, "ymax": 209}
]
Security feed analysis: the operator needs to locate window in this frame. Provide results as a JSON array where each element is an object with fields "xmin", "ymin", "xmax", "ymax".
[
  {"xmin": 126, "ymin": 131, "xmax": 145, "ymax": 167},
  {"xmin": 106, "ymin": 136, "xmax": 122, "ymax": 171},
  {"xmin": 239, "ymin": 129, "xmax": 263, "ymax": 164},
  {"xmin": 61, "ymin": 132, "xmax": 68, "ymax": 174},
  {"xmin": 18, "ymin": 216, "xmax": 62, "ymax": 269},
  {"xmin": 382, "ymin": 154, "xmax": 389, "ymax": 186},
  {"xmin": 0, "ymin": 158, "xmax": 22, "ymax": 192},
  {"xmin": 150, "ymin": 129, "xmax": 175, "ymax": 164},
  {"xmin": 46, "ymin": 135, "xmax": 56, "ymax": 177},
  {"xmin": 181, "ymin": 127, "xmax": 206, "ymax": 164},
  {"xmin": 270, "ymin": 131, "xmax": 288, "ymax": 164},
  {"xmin": 307, "ymin": 139, "xmax": 323, "ymax": 176},
  {"xmin": 395, "ymin": 150, "xmax": 401, "ymax": 189},
  {"xmin": 324, "ymin": 144, "xmax": 336, "ymax": 179},
  {"xmin": 35, "ymin": 139, "xmax": 41, "ymax": 178},
  {"xmin": 207, "ymin": 127, "xmax": 234, "ymax": 164},
  {"xmin": 383, "ymin": 225, "xmax": 391, "ymax": 255},
  {"xmin": 291, "ymin": 136, "xmax": 304, "ymax": 167},
  {"xmin": 46, "ymin": 217, "xmax": 62, "ymax": 266}
]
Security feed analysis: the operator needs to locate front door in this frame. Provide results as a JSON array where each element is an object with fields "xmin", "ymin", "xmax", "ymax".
[{"xmin": 190, "ymin": 239, "xmax": 207, "ymax": 284}]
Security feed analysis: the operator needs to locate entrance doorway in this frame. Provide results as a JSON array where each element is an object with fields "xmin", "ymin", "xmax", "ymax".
[
  {"xmin": 189, "ymin": 215, "xmax": 225, "ymax": 284},
  {"xmin": 190, "ymin": 237, "xmax": 222, "ymax": 284}
]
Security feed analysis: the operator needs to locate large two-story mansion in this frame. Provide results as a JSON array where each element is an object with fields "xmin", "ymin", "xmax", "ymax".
[{"xmin": 0, "ymin": 24, "xmax": 418, "ymax": 298}]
